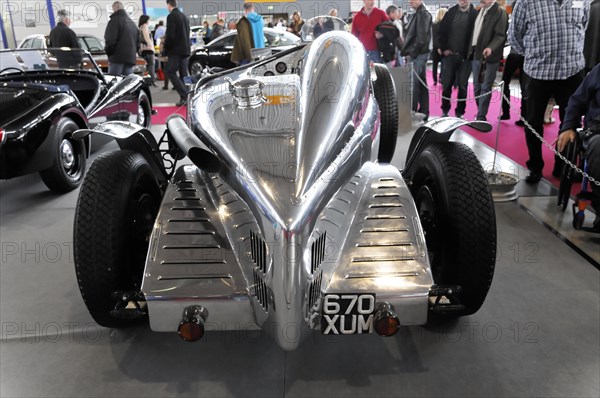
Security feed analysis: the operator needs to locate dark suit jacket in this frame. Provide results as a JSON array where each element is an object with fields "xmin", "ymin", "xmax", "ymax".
[
  {"xmin": 165, "ymin": 8, "xmax": 190, "ymax": 57},
  {"xmin": 401, "ymin": 3, "xmax": 432, "ymax": 58},
  {"xmin": 438, "ymin": 4, "xmax": 477, "ymax": 59},
  {"xmin": 49, "ymin": 22, "xmax": 80, "ymax": 48},
  {"xmin": 468, "ymin": 3, "xmax": 508, "ymax": 63},
  {"xmin": 49, "ymin": 22, "xmax": 82, "ymax": 68},
  {"xmin": 104, "ymin": 9, "xmax": 139, "ymax": 65}
]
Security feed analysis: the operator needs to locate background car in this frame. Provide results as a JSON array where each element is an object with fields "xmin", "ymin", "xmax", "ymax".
[
  {"xmin": 18, "ymin": 34, "xmax": 147, "ymax": 75},
  {"xmin": 188, "ymin": 27, "xmax": 300, "ymax": 75},
  {"xmin": 0, "ymin": 48, "xmax": 153, "ymax": 192}
]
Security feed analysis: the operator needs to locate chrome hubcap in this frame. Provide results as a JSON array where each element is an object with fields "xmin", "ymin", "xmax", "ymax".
[
  {"xmin": 60, "ymin": 139, "xmax": 75, "ymax": 170},
  {"xmin": 191, "ymin": 62, "xmax": 202, "ymax": 76},
  {"xmin": 137, "ymin": 102, "xmax": 145, "ymax": 126}
]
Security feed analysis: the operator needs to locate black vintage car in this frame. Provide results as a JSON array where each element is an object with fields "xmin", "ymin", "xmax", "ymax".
[
  {"xmin": 188, "ymin": 28, "xmax": 300, "ymax": 75},
  {"xmin": 0, "ymin": 48, "xmax": 153, "ymax": 192}
]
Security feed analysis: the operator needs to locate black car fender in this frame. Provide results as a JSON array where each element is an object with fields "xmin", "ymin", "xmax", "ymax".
[
  {"xmin": 73, "ymin": 121, "xmax": 168, "ymax": 187},
  {"xmin": 1, "ymin": 93, "xmax": 89, "ymax": 178},
  {"xmin": 402, "ymin": 118, "xmax": 492, "ymax": 179}
]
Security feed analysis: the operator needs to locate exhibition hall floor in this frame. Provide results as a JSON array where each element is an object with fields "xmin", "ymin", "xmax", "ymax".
[{"xmin": 1, "ymin": 86, "xmax": 599, "ymax": 397}]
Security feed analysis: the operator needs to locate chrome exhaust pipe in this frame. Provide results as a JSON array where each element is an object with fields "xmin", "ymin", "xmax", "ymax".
[
  {"xmin": 373, "ymin": 302, "xmax": 400, "ymax": 337},
  {"xmin": 177, "ymin": 305, "xmax": 209, "ymax": 342},
  {"xmin": 166, "ymin": 115, "xmax": 221, "ymax": 172}
]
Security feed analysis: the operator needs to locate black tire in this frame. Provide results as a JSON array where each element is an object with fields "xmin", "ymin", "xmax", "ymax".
[
  {"xmin": 74, "ymin": 150, "xmax": 162, "ymax": 328},
  {"xmin": 410, "ymin": 142, "xmax": 496, "ymax": 316},
  {"xmin": 136, "ymin": 91, "xmax": 152, "ymax": 128},
  {"xmin": 189, "ymin": 59, "xmax": 204, "ymax": 76},
  {"xmin": 39, "ymin": 117, "xmax": 86, "ymax": 193},
  {"xmin": 373, "ymin": 64, "xmax": 398, "ymax": 163}
]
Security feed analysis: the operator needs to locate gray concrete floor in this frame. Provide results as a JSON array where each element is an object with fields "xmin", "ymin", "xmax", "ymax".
[{"xmin": 1, "ymin": 98, "xmax": 599, "ymax": 397}]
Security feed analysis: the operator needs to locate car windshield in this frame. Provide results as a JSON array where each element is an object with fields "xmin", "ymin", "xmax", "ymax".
[
  {"xmin": 78, "ymin": 36, "xmax": 105, "ymax": 53},
  {"xmin": 301, "ymin": 16, "xmax": 348, "ymax": 42},
  {"xmin": 265, "ymin": 32, "xmax": 298, "ymax": 47},
  {"xmin": 0, "ymin": 48, "xmax": 102, "ymax": 75}
]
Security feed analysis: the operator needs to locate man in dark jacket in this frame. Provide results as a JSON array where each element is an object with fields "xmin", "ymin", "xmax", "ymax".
[
  {"xmin": 438, "ymin": 0, "xmax": 477, "ymax": 118},
  {"xmin": 555, "ymin": 64, "xmax": 600, "ymax": 232},
  {"xmin": 164, "ymin": 0, "xmax": 190, "ymax": 106},
  {"xmin": 211, "ymin": 19, "xmax": 225, "ymax": 40},
  {"xmin": 401, "ymin": 0, "xmax": 432, "ymax": 121},
  {"xmin": 469, "ymin": 0, "xmax": 508, "ymax": 122},
  {"xmin": 49, "ymin": 9, "xmax": 82, "ymax": 68},
  {"xmin": 104, "ymin": 1, "xmax": 139, "ymax": 75}
]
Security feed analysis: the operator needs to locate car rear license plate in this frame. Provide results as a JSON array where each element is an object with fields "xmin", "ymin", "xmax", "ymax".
[{"xmin": 321, "ymin": 293, "xmax": 376, "ymax": 335}]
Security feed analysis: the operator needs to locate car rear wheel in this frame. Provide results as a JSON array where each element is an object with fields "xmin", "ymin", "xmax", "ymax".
[
  {"xmin": 372, "ymin": 64, "xmax": 398, "ymax": 163},
  {"xmin": 74, "ymin": 150, "xmax": 162, "ymax": 328},
  {"xmin": 189, "ymin": 59, "xmax": 204, "ymax": 76},
  {"xmin": 40, "ymin": 117, "xmax": 86, "ymax": 193},
  {"xmin": 410, "ymin": 142, "xmax": 496, "ymax": 316},
  {"xmin": 136, "ymin": 91, "xmax": 152, "ymax": 128}
]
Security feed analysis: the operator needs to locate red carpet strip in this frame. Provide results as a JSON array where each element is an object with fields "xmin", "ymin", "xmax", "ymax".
[{"xmin": 425, "ymin": 70, "xmax": 578, "ymax": 192}]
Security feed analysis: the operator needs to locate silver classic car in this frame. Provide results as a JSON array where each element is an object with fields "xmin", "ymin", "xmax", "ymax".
[{"xmin": 72, "ymin": 26, "xmax": 496, "ymax": 350}]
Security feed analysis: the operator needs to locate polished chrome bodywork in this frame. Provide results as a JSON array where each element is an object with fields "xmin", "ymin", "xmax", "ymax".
[
  {"xmin": 137, "ymin": 32, "xmax": 434, "ymax": 350},
  {"xmin": 78, "ymin": 31, "xmax": 496, "ymax": 350}
]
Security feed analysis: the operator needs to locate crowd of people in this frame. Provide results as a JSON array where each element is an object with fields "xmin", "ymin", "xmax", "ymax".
[
  {"xmin": 46, "ymin": 0, "xmax": 599, "ymax": 231},
  {"xmin": 351, "ymin": 0, "xmax": 599, "ymax": 231},
  {"xmin": 47, "ymin": 1, "xmax": 316, "ymax": 104}
]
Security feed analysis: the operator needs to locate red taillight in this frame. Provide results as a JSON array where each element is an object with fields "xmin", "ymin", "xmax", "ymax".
[
  {"xmin": 177, "ymin": 305, "xmax": 208, "ymax": 342},
  {"xmin": 178, "ymin": 322, "xmax": 205, "ymax": 342},
  {"xmin": 0, "ymin": 128, "xmax": 5, "ymax": 146},
  {"xmin": 374, "ymin": 302, "xmax": 400, "ymax": 337}
]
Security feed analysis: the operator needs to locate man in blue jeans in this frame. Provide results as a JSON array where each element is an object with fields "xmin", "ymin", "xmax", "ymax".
[
  {"xmin": 164, "ymin": 0, "xmax": 190, "ymax": 107},
  {"xmin": 468, "ymin": 0, "xmax": 508, "ymax": 122},
  {"xmin": 438, "ymin": 0, "xmax": 477, "ymax": 119},
  {"xmin": 401, "ymin": 0, "xmax": 432, "ymax": 122}
]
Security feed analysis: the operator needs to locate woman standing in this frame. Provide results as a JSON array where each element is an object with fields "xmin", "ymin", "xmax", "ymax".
[
  {"xmin": 287, "ymin": 11, "xmax": 304, "ymax": 37},
  {"xmin": 138, "ymin": 15, "xmax": 156, "ymax": 85}
]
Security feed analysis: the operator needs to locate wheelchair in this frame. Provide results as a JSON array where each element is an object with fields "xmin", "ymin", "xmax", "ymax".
[{"xmin": 557, "ymin": 138, "xmax": 599, "ymax": 232}]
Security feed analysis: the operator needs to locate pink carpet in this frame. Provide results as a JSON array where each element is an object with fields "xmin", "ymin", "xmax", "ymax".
[{"xmin": 425, "ymin": 70, "xmax": 577, "ymax": 192}]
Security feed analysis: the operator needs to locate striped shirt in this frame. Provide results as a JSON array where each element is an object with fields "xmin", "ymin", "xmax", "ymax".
[{"xmin": 509, "ymin": 0, "xmax": 589, "ymax": 80}]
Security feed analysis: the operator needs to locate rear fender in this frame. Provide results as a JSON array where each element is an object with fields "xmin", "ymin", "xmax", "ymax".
[
  {"xmin": 73, "ymin": 121, "xmax": 168, "ymax": 186},
  {"xmin": 402, "ymin": 118, "xmax": 492, "ymax": 179}
]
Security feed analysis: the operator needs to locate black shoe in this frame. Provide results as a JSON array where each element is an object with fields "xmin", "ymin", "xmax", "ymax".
[
  {"xmin": 500, "ymin": 113, "xmax": 510, "ymax": 120},
  {"xmin": 476, "ymin": 116, "xmax": 487, "ymax": 122},
  {"xmin": 423, "ymin": 115, "xmax": 429, "ymax": 122},
  {"xmin": 525, "ymin": 171, "xmax": 542, "ymax": 184},
  {"xmin": 515, "ymin": 120, "xmax": 525, "ymax": 127},
  {"xmin": 456, "ymin": 113, "xmax": 465, "ymax": 119},
  {"xmin": 176, "ymin": 98, "xmax": 187, "ymax": 107},
  {"xmin": 162, "ymin": 87, "xmax": 169, "ymax": 90},
  {"xmin": 441, "ymin": 112, "xmax": 448, "ymax": 117}
]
